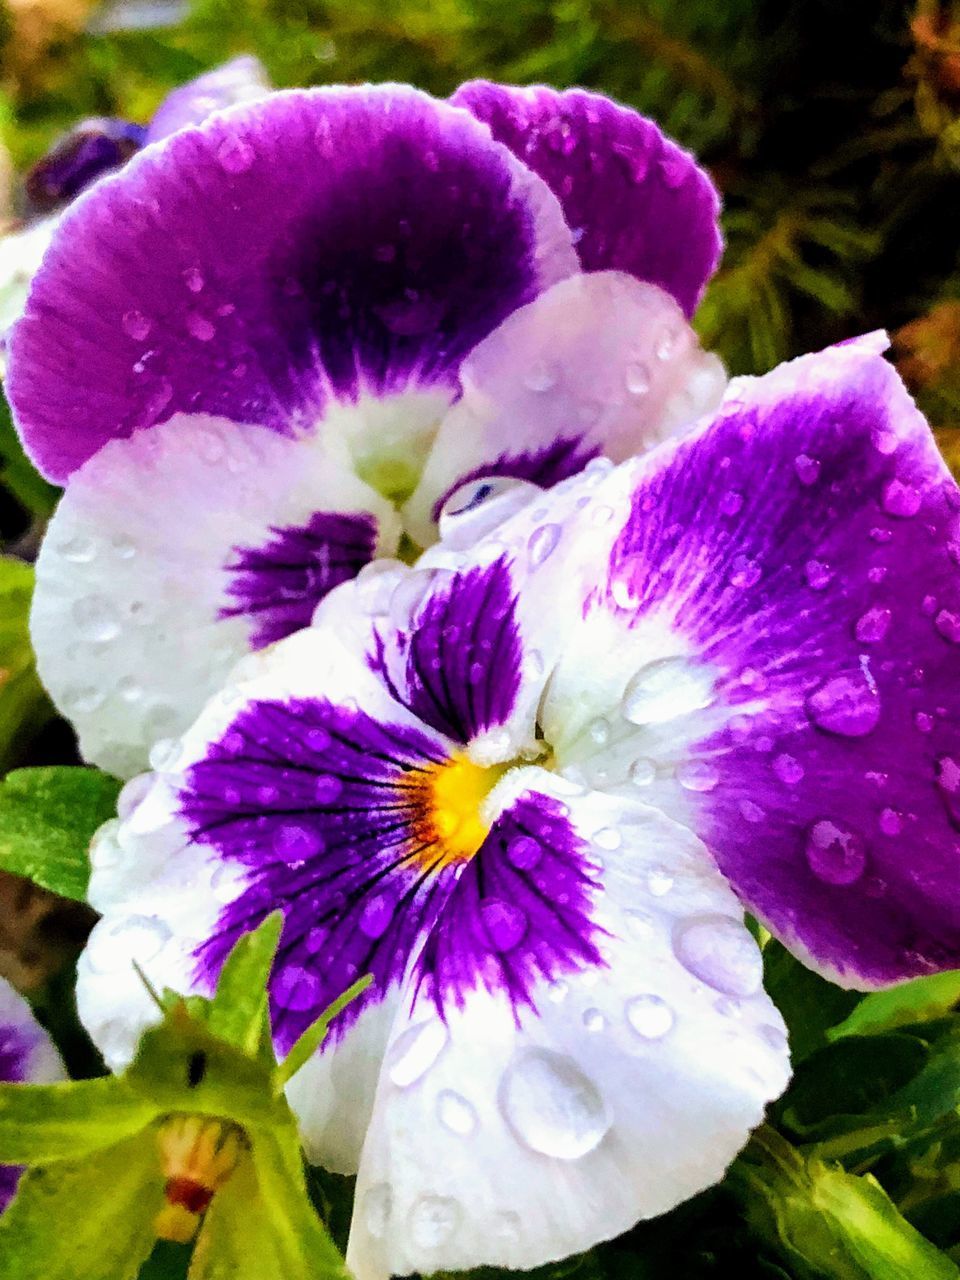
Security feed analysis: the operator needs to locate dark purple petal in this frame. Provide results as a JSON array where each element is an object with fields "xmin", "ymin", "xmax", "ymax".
[
  {"xmin": 10, "ymin": 86, "xmax": 575, "ymax": 483},
  {"xmin": 220, "ymin": 510, "xmax": 378, "ymax": 648},
  {"xmin": 371, "ymin": 558, "xmax": 523, "ymax": 743},
  {"xmin": 429, "ymin": 436, "xmax": 600, "ymax": 522},
  {"xmin": 416, "ymin": 791, "xmax": 604, "ymax": 1014},
  {"xmin": 25, "ymin": 120, "xmax": 146, "ymax": 212},
  {"xmin": 452, "ymin": 81, "xmax": 721, "ymax": 316},
  {"xmin": 146, "ymin": 56, "xmax": 271, "ymax": 142},
  {"xmin": 605, "ymin": 345, "xmax": 960, "ymax": 986}
]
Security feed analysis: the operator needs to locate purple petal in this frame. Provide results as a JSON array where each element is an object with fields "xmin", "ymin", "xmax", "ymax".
[
  {"xmin": 9, "ymin": 86, "xmax": 576, "ymax": 483},
  {"xmin": 146, "ymin": 56, "xmax": 271, "ymax": 142},
  {"xmin": 603, "ymin": 343, "xmax": 960, "ymax": 986},
  {"xmin": 452, "ymin": 81, "xmax": 721, "ymax": 316},
  {"xmin": 0, "ymin": 979, "xmax": 65, "ymax": 1211},
  {"xmin": 25, "ymin": 119, "xmax": 147, "ymax": 212}
]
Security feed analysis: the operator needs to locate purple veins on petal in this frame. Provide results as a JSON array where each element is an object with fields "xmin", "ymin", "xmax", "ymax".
[{"xmin": 219, "ymin": 510, "xmax": 378, "ymax": 648}]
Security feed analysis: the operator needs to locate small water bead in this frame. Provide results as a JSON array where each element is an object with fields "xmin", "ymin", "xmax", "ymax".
[
  {"xmin": 855, "ymin": 607, "xmax": 892, "ymax": 644},
  {"xmin": 409, "ymin": 1195, "xmax": 461, "ymax": 1250},
  {"xmin": 806, "ymin": 672, "xmax": 880, "ymax": 738},
  {"xmin": 186, "ymin": 312, "xmax": 216, "ymax": 342},
  {"xmin": 437, "ymin": 1089, "xmax": 478, "ymax": 1136},
  {"xmin": 915, "ymin": 710, "xmax": 935, "ymax": 733},
  {"xmin": 507, "ymin": 835, "xmax": 542, "ymax": 870},
  {"xmin": 547, "ymin": 980, "xmax": 569, "ymax": 1004},
  {"xmin": 868, "ymin": 565, "xmax": 888, "ymax": 584},
  {"xmin": 773, "ymin": 753, "xmax": 804, "ymax": 786},
  {"xmin": 805, "ymin": 559, "xmax": 833, "ymax": 590},
  {"xmin": 592, "ymin": 826, "xmax": 622, "ymax": 851},
  {"xmin": 621, "ymin": 656, "xmax": 714, "ymax": 726},
  {"xmin": 480, "ymin": 899, "xmax": 527, "ymax": 952},
  {"xmin": 360, "ymin": 894, "xmax": 393, "ymax": 940},
  {"xmin": 182, "ymin": 266, "xmax": 205, "ymax": 293},
  {"xmin": 805, "ymin": 819, "xmax": 867, "ymax": 885},
  {"xmin": 870, "ymin": 526, "xmax": 893, "ymax": 544},
  {"xmin": 314, "ymin": 774, "xmax": 343, "ymax": 804},
  {"xmin": 523, "ymin": 360, "xmax": 558, "ymax": 392},
  {"xmin": 71, "ymin": 594, "xmax": 120, "ymax": 643},
  {"xmin": 626, "ymin": 994, "xmax": 675, "ymax": 1040},
  {"xmin": 587, "ymin": 717, "xmax": 610, "ymax": 746},
  {"xmin": 676, "ymin": 760, "xmax": 719, "ymax": 793},
  {"xmin": 720, "ymin": 490, "xmax": 744, "ymax": 517},
  {"xmin": 86, "ymin": 914, "xmax": 171, "ymax": 974},
  {"xmin": 388, "ymin": 1018, "xmax": 448, "ymax": 1088},
  {"xmin": 629, "ymin": 758, "xmax": 656, "ymax": 787},
  {"xmin": 609, "ymin": 554, "xmax": 645, "ymax": 608},
  {"xmin": 625, "ymin": 361, "xmax": 650, "ymax": 395},
  {"xmin": 793, "ymin": 454, "xmax": 821, "ymax": 486},
  {"xmin": 89, "ymin": 819, "xmax": 123, "ymax": 870},
  {"xmin": 582, "ymin": 1008, "xmax": 606, "ymax": 1033},
  {"xmin": 740, "ymin": 798, "xmax": 765, "ymax": 823},
  {"xmin": 673, "ymin": 915, "xmax": 763, "ymax": 997},
  {"xmin": 922, "ymin": 594, "xmax": 938, "ymax": 617},
  {"xmin": 882, "ymin": 479, "xmax": 921, "ymax": 519},
  {"xmin": 498, "ymin": 1047, "xmax": 611, "ymax": 1159},
  {"xmin": 216, "ymin": 134, "xmax": 255, "ymax": 174},
  {"xmin": 363, "ymin": 1184, "xmax": 393, "ymax": 1237},
  {"xmin": 527, "ymin": 523, "xmax": 561, "ymax": 568},
  {"xmin": 654, "ymin": 327, "xmax": 678, "ymax": 361},
  {"xmin": 148, "ymin": 737, "xmax": 182, "ymax": 772},
  {"xmin": 274, "ymin": 964, "xmax": 321, "ymax": 1012},
  {"xmin": 647, "ymin": 866, "xmax": 674, "ymax": 897},
  {"xmin": 59, "ymin": 534, "xmax": 95, "ymax": 563},
  {"xmin": 121, "ymin": 309, "xmax": 151, "ymax": 341},
  {"xmin": 62, "ymin": 685, "xmax": 105, "ymax": 716},
  {"xmin": 935, "ymin": 609, "xmax": 960, "ymax": 644},
  {"xmin": 210, "ymin": 863, "xmax": 242, "ymax": 904},
  {"xmin": 879, "ymin": 808, "xmax": 902, "ymax": 836},
  {"xmin": 729, "ymin": 556, "xmax": 761, "ymax": 589}
]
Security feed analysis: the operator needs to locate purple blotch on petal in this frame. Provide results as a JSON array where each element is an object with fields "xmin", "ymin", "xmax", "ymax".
[
  {"xmin": 430, "ymin": 434, "xmax": 601, "ymax": 522},
  {"xmin": 452, "ymin": 80, "xmax": 722, "ymax": 316}
]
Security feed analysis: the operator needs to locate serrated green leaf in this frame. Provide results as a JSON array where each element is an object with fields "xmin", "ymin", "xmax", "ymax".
[
  {"xmin": 0, "ymin": 766, "xmax": 122, "ymax": 901},
  {"xmin": 204, "ymin": 912, "xmax": 283, "ymax": 1057},
  {"xmin": 0, "ymin": 1077, "xmax": 154, "ymax": 1162},
  {"xmin": 276, "ymin": 974, "xmax": 371, "ymax": 1089},
  {"xmin": 0, "ymin": 560, "xmax": 53, "ymax": 770},
  {"xmin": 0, "ymin": 1132, "xmax": 163, "ymax": 1280}
]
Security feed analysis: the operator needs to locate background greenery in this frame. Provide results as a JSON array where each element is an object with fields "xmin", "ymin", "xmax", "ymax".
[{"xmin": 3, "ymin": 2, "xmax": 960, "ymax": 1277}]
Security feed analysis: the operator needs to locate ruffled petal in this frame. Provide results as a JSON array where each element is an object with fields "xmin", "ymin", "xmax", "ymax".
[
  {"xmin": 452, "ymin": 81, "xmax": 722, "ymax": 316},
  {"xmin": 31, "ymin": 415, "xmax": 399, "ymax": 777},
  {"xmin": 346, "ymin": 772, "xmax": 788, "ymax": 1279},
  {"xmin": 404, "ymin": 271, "xmax": 725, "ymax": 546},
  {"xmin": 9, "ymin": 85, "xmax": 577, "ymax": 483},
  {"xmin": 145, "ymin": 56, "xmax": 271, "ymax": 143}
]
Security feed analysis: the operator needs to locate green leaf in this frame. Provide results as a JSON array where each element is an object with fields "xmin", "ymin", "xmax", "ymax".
[
  {"xmin": 0, "ymin": 1132, "xmax": 163, "ymax": 1280},
  {"xmin": 763, "ymin": 940, "xmax": 861, "ymax": 1063},
  {"xmin": 0, "ymin": 766, "xmax": 122, "ymax": 902},
  {"xmin": 276, "ymin": 974, "xmax": 372, "ymax": 1088},
  {"xmin": 829, "ymin": 971, "xmax": 960, "ymax": 1041},
  {"xmin": 0, "ymin": 389, "xmax": 58, "ymax": 520},
  {"xmin": 205, "ymin": 911, "xmax": 283, "ymax": 1058},
  {"xmin": 0, "ymin": 1077, "xmax": 154, "ymax": 1162},
  {"xmin": 0, "ymin": 560, "xmax": 53, "ymax": 770}
]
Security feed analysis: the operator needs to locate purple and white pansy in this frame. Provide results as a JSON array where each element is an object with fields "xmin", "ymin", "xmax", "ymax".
[
  {"xmin": 0, "ymin": 978, "xmax": 65, "ymax": 1212},
  {"xmin": 74, "ymin": 337, "xmax": 960, "ymax": 1276},
  {"xmin": 8, "ymin": 82, "xmax": 725, "ymax": 777},
  {"xmin": 0, "ymin": 57, "xmax": 270, "ymax": 353}
]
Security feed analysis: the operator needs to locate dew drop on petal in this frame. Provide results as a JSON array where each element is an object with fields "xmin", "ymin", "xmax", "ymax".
[
  {"xmin": 437, "ymin": 1089, "xmax": 478, "ymax": 1136},
  {"xmin": 409, "ymin": 1195, "xmax": 461, "ymax": 1249},
  {"xmin": 71, "ymin": 594, "xmax": 120, "ymax": 643},
  {"xmin": 498, "ymin": 1047, "xmax": 611, "ymax": 1159},
  {"xmin": 216, "ymin": 134, "xmax": 254, "ymax": 174},
  {"xmin": 186, "ymin": 312, "xmax": 216, "ymax": 342},
  {"xmin": 479, "ymin": 899, "xmax": 527, "ymax": 952},
  {"xmin": 773, "ymin": 753, "xmax": 804, "ymax": 785},
  {"xmin": 274, "ymin": 964, "xmax": 321, "ymax": 1012},
  {"xmin": 882, "ymin": 479, "xmax": 921, "ymax": 518},
  {"xmin": 364, "ymin": 1184, "xmax": 392, "ymax": 1237},
  {"xmin": 806, "ymin": 672, "xmax": 880, "ymax": 737},
  {"xmin": 629, "ymin": 758, "xmax": 656, "ymax": 787},
  {"xmin": 59, "ymin": 534, "xmax": 95, "ymax": 563},
  {"xmin": 625, "ymin": 362, "xmax": 650, "ymax": 395},
  {"xmin": 182, "ymin": 267, "xmax": 205, "ymax": 293},
  {"xmin": 89, "ymin": 819, "xmax": 123, "ymax": 871},
  {"xmin": 793, "ymin": 454, "xmax": 821, "ymax": 485},
  {"xmin": 359, "ymin": 894, "xmax": 393, "ymax": 940},
  {"xmin": 388, "ymin": 1019, "xmax": 448, "ymax": 1088},
  {"xmin": 673, "ymin": 915, "xmax": 762, "ymax": 997},
  {"xmin": 592, "ymin": 826, "xmax": 622, "ymax": 850},
  {"xmin": 626, "ymin": 994, "xmax": 675, "ymax": 1039},
  {"xmin": 523, "ymin": 360, "xmax": 558, "ymax": 392},
  {"xmin": 805, "ymin": 819, "xmax": 868, "ymax": 885},
  {"xmin": 647, "ymin": 866, "xmax": 674, "ymax": 897},
  {"xmin": 855, "ymin": 607, "xmax": 892, "ymax": 644},
  {"xmin": 879, "ymin": 807, "xmax": 902, "ymax": 836},
  {"xmin": 935, "ymin": 609, "xmax": 960, "ymax": 644},
  {"xmin": 121, "ymin": 309, "xmax": 151, "ymax": 341},
  {"xmin": 622, "ymin": 656, "xmax": 714, "ymax": 726},
  {"xmin": 582, "ymin": 1008, "xmax": 606, "ymax": 1033},
  {"xmin": 507, "ymin": 836, "xmax": 542, "ymax": 870},
  {"xmin": 527, "ymin": 523, "xmax": 561, "ymax": 568},
  {"xmin": 804, "ymin": 559, "xmax": 833, "ymax": 590},
  {"xmin": 676, "ymin": 760, "xmax": 719, "ymax": 793},
  {"xmin": 720, "ymin": 490, "xmax": 744, "ymax": 517}
]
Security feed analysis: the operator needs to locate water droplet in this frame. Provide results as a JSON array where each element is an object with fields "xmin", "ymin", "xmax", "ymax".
[
  {"xmin": 879, "ymin": 807, "xmax": 902, "ymax": 836},
  {"xmin": 729, "ymin": 555, "xmax": 761, "ymax": 589},
  {"xmin": 626, "ymin": 994, "xmax": 675, "ymax": 1039},
  {"xmin": 882, "ymin": 479, "xmax": 921, "ymax": 518},
  {"xmin": 805, "ymin": 559, "xmax": 833, "ymax": 591},
  {"xmin": 805, "ymin": 819, "xmax": 867, "ymax": 885},
  {"xmin": 479, "ymin": 899, "xmax": 527, "ymax": 952},
  {"xmin": 314, "ymin": 774, "xmax": 343, "ymax": 804},
  {"xmin": 360, "ymin": 894, "xmax": 393, "ymax": 939},
  {"xmin": 610, "ymin": 554, "xmax": 644, "ymax": 608},
  {"xmin": 59, "ymin": 534, "xmax": 95, "ymax": 563},
  {"xmin": 546, "ymin": 979, "xmax": 568, "ymax": 1003},
  {"xmin": 437, "ymin": 1089, "xmax": 477, "ymax": 1136},
  {"xmin": 186, "ymin": 311, "xmax": 216, "ymax": 342},
  {"xmin": 935, "ymin": 609, "xmax": 960, "ymax": 644},
  {"xmin": 388, "ymin": 1019, "xmax": 448, "ymax": 1088},
  {"xmin": 592, "ymin": 826, "xmax": 622, "ymax": 850},
  {"xmin": 216, "ymin": 134, "xmax": 254, "ymax": 173},
  {"xmin": 274, "ymin": 964, "xmax": 321, "ymax": 1012},
  {"xmin": 498, "ymin": 1048, "xmax": 610, "ymax": 1159},
  {"xmin": 148, "ymin": 737, "xmax": 182, "ymax": 772},
  {"xmin": 121, "ymin": 309, "xmax": 151, "ymax": 341},
  {"xmin": 71, "ymin": 594, "xmax": 120, "ymax": 642},
  {"xmin": 621, "ymin": 656, "xmax": 714, "ymax": 726},
  {"xmin": 182, "ymin": 267, "xmax": 205, "ymax": 293},
  {"xmin": 673, "ymin": 915, "xmax": 762, "ymax": 997},
  {"xmin": 654, "ymin": 327, "xmax": 678, "ymax": 361},
  {"xmin": 806, "ymin": 672, "xmax": 880, "ymax": 737},
  {"xmin": 855, "ymin": 607, "xmax": 892, "ymax": 644},
  {"xmin": 508, "ymin": 836, "xmax": 542, "ymax": 870},
  {"xmin": 528, "ymin": 523, "xmax": 561, "ymax": 568},
  {"xmin": 773, "ymin": 753, "xmax": 804, "ymax": 785},
  {"xmin": 720, "ymin": 490, "xmax": 744, "ymax": 517},
  {"xmin": 629, "ymin": 758, "xmax": 656, "ymax": 787},
  {"xmin": 761, "ymin": 1024, "xmax": 788, "ymax": 1052},
  {"xmin": 523, "ymin": 360, "xmax": 558, "ymax": 392},
  {"xmin": 587, "ymin": 717, "xmax": 610, "ymax": 746},
  {"xmin": 582, "ymin": 1008, "xmax": 606, "ymax": 1033},
  {"xmin": 915, "ymin": 710, "xmax": 934, "ymax": 733},
  {"xmin": 794, "ymin": 454, "xmax": 821, "ymax": 485},
  {"xmin": 676, "ymin": 760, "xmax": 719, "ymax": 793},
  {"xmin": 625, "ymin": 361, "xmax": 650, "ymax": 395},
  {"xmin": 364, "ymin": 1184, "xmax": 392, "ymax": 1237},
  {"xmin": 740, "ymin": 798, "xmax": 765, "ymax": 823},
  {"xmin": 409, "ymin": 1195, "xmax": 461, "ymax": 1249},
  {"xmin": 647, "ymin": 866, "xmax": 674, "ymax": 897},
  {"xmin": 89, "ymin": 819, "xmax": 122, "ymax": 870}
]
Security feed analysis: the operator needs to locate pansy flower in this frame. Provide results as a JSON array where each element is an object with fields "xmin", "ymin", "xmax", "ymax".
[
  {"xmin": 0, "ymin": 977, "xmax": 65, "ymax": 1212},
  {"xmin": 0, "ymin": 56, "xmax": 270, "ymax": 349},
  {"xmin": 73, "ymin": 337, "xmax": 960, "ymax": 1276},
  {"xmin": 8, "ymin": 82, "xmax": 726, "ymax": 776}
]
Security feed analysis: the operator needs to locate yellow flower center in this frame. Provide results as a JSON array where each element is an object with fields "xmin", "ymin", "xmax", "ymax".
[{"xmin": 409, "ymin": 752, "xmax": 508, "ymax": 869}]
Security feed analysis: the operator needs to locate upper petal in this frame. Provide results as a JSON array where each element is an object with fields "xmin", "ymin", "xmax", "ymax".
[
  {"xmin": 452, "ymin": 80, "xmax": 722, "ymax": 316},
  {"xmin": 9, "ymin": 85, "xmax": 577, "ymax": 483},
  {"xmin": 145, "ymin": 56, "xmax": 272, "ymax": 142}
]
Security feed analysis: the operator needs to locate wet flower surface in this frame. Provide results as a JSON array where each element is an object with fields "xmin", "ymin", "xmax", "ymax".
[
  {"xmin": 72, "ymin": 336, "xmax": 960, "ymax": 1277},
  {"xmin": 8, "ymin": 83, "xmax": 725, "ymax": 776}
]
